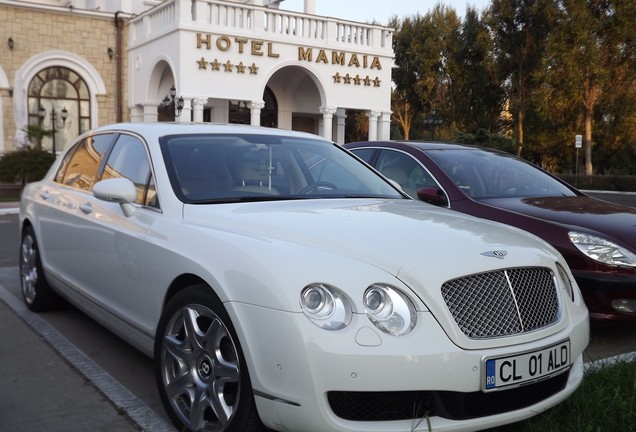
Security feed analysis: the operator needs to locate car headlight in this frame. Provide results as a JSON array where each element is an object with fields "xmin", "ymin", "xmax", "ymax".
[
  {"xmin": 569, "ymin": 231, "xmax": 636, "ymax": 268},
  {"xmin": 555, "ymin": 263, "xmax": 575, "ymax": 302},
  {"xmin": 363, "ymin": 284, "xmax": 417, "ymax": 336},
  {"xmin": 300, "ymin": 283, "xmax": 352, "ymax": 330}
]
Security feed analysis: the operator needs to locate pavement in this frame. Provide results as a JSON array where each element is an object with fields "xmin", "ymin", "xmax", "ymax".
[{"xmin": 0, "ymin": 201, "xmax": 174, "ymax": 432}]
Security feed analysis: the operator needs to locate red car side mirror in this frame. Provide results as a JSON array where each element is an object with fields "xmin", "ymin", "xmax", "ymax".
[{"xmin": 416, "ymin": 187, "xmax": 447, "ymax": 206}]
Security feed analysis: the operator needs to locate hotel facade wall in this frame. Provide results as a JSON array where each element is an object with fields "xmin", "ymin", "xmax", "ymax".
[{"xmin": 0, "ymin": 2, "xmax": 129, "ymax": 153}]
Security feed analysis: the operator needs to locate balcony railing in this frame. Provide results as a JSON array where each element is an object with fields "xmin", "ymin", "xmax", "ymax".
[{"xmin": 129, "ymin": 0, "xmax": 393, "ymax": 54}]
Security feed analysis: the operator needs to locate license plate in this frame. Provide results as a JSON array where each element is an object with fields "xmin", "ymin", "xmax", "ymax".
[{"xmin": 483, "ymin": 340, "xmax": 570, "ymax": 391}]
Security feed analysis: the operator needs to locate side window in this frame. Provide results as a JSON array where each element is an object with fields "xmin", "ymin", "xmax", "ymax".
[
  {"xmin": 376, "ymin": 150, "xmax": 436, "ymax": 198},
  {"xmin": 55, "ymin": 134, "xmax": 113, "ymax": 191},
  {"xmin": 349, "ymin": 148, "xmax": 375, "ymax": 164},
  {"xmin": 101, "ymin": 134, "xmax": 154, "ymax": 206}
]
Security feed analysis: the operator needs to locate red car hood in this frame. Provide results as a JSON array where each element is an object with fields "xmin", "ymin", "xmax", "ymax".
[{"xmin": 482, "ymin": 196, "xmax": 636, "ymax": 248}]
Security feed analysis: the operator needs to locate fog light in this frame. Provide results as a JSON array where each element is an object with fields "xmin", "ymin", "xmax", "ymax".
[{"xmin": 611, "ymin": 299, "xmax": 636, "ymax": 314}]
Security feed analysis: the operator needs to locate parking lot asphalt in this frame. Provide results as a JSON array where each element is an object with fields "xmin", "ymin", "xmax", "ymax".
[{"xmin": 0, "ymin": 285, "xmax": 144, "ymax": 432}]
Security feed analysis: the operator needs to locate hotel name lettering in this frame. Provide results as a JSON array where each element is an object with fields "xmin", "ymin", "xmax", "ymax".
[{"xmin": 195, "ymin": 33, "xmax": 383, "ymax": 87}]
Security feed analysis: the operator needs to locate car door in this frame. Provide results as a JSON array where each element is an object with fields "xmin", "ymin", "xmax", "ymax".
[
  {"xmin": 36, "ymin": 133, "xmax": 115, "ymax": 289},
  {"xmin": 72, "ymin": 133, "xmax": 156, "ymax": 330}
]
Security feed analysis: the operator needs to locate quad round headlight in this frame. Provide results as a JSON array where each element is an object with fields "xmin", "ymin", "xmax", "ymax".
[
  {"xmin": 363, "ymin": 284, "xmax": 416, "ymax": 336},
  {"xmin": 300, "ymin": 283, "xmax": 352, "ymax": 330}
]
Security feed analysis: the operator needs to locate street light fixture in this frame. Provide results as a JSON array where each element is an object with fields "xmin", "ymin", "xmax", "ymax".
[
  {"xmin": 38, "ymin": 106, "xmax": 68, "ymax": 154},
  {"xmin": 423, "ymin": 109, "xmax": 443, "ymax": 141},
  {"xmin": 162, "ymin": 85, "xmax": 184, "ymax": 118}
]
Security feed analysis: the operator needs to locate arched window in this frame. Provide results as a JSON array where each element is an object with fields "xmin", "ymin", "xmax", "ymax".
[{"xmin": 28, "ymin": 66, "xmax": 90, "ymax": 152}]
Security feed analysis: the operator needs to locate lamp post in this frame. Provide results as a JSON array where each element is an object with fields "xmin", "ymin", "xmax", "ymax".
[
  {"xmin": 38, "ymin": 106, "xmax": 68, "ymax": 154},
  {"xmin": 423, "ymin": 109, "xmax": 443, "ymax": 141},
  {"xmin": 162, "ymin": 85, "xmax": 184, "ymax": 118}
]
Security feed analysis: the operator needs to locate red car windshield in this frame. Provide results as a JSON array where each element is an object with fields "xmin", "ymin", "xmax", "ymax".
[{"xmin": 426, "ymin": 149, "xmax": 576, "ymax": 199}]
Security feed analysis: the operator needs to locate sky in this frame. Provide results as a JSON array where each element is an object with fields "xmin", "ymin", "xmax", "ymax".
[{"xmin": 280, "ymin": 0, "xmax": 492, "ymax": 25}]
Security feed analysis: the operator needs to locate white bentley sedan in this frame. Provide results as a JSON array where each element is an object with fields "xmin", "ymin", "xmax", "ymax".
[{"xmin": 19, "ymin": 123, "xmax": 589, "ymax": 432}]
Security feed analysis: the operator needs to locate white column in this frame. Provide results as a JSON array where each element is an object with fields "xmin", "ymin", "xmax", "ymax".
[
  {"xmin": 380, "ymin": 110, "xmax": 392, "ymax": 140},
  {"xmin": 320, "ymin": 106, "xmax": 337, "ymax": 141},
  {"xmin": 367, "ymin": 110, "xmax": 381, "ymax": 141},
  {"xmin": 249, "ymin": 100, "xmax": 265, "ymax": 126},
  {"xmin": 191, "ymin": 98, "xmax": 208, "ymax": 123},
  {"xmin": 143, "ymin": 103, "xmax": 158, "ymax": 123},
  {"xmin": 130, "ymin": 106, "xmax": 144, "ymax": 123},
  {"xmin": 336, "ymin": 108, "xmax": 346, "ymax": 145}
]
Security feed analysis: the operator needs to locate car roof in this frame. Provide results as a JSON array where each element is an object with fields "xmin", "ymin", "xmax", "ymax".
[
  {"xmin": 86, "ymin": 122, "xmax": 328, "ymax": 142},
  {"xmin": 349, "ymin": 140, "xmax": 481, "ymax": 152}
]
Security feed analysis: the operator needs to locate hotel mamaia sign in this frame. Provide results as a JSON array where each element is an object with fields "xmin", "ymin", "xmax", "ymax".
[{"xmin": 195, "ymin": 33, "xmax": 384, "ymax": 87}]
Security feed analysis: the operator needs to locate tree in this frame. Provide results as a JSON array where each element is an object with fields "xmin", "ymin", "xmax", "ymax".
[
  {"xmin": 391, "ymin": 88, "xmax": 416, "ymax": 140},
  {"xmin": 451, "ymin": 7, "xmax": 506, "ymax": 133},
  {"xmin": 391, "ymin": 7, "xmax": 461, "ymax": 138},
  {"xmin": 487, "ymin": 0, "xmax": 555, "ymax": 156},
  {"xmin": 22, "ymin": 124, "xmax": 52, "ymax": 151},
  {"xmin": 537, "ymin": 0, "xmax": 636, "ymax": 175}
]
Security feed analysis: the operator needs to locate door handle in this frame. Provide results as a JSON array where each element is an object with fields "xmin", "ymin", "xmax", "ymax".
[
  {"xmin": 39, "ymin": 191, "xmax": 50, "ymax": 200},
  {"xmin": 80, "ymin": 203, "xmax": 94, "ymax": 214}
]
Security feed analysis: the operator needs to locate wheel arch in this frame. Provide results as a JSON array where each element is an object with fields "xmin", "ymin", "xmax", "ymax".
[
  {"xmin": 20, "ymin": 217, "xmax": 33, "ymax": 234},
  {"xmin": 162, "ymin": 273, "xmax": 219, "ymax": 312}
]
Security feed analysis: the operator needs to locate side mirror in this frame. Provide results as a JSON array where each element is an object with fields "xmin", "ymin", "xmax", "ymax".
[
  {"xmin": 93, "ymin": 178, "xmax": 137, "ymax": 217},
  {"xmin": 416, "ymin": 187, "xmax": 447, "ymax": 207}
]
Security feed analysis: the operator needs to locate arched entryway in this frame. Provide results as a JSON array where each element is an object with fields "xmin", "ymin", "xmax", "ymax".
[{"xmin": 264, "ymin": 65, "xmax": 324, "ymax": 135}]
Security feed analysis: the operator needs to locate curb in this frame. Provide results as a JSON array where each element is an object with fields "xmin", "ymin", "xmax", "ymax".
[
  {"xmin": 584, "ymin": 351, "xmax": 636, "ymax": 373},
  {"xmin": 0, "ymin": 208, "xmax": 19, "ymax": 216}
]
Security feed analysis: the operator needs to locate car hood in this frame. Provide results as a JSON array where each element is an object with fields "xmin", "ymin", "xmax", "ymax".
[
  {"xmin": 481, "ymin": 196, "xmax": 636, "ymax": 248},
  {"xmin": 181, "ymin": 199, "xmax": 571, "ymax": 348},
  {"xmin": 183, "ymin": 198, "xmax": 560, "ymax": 284}
]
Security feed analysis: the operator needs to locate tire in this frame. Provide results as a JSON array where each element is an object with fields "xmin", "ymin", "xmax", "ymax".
[
  {"xmin": 154, "ymin": 285, "xmax": 266, "ymax": 432},
  {"xmin": 19, "ymin": 226, "xmax": 64, "ymax": 311}
]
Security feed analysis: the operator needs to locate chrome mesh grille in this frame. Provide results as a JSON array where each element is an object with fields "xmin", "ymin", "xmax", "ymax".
[{"xmin": 441, "ymin": 268, "xmax": 560, "ymax": 339}]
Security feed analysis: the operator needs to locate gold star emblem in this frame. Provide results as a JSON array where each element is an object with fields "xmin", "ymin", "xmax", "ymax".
[
  {"xmin": 333, "ymin": 72, "xmax": 342, "ymax": 83},
  {"xmin": 224, "ymin": 60, "xmax": 234, "ymax": 72},
  {"xmin": 353, "ymin": 75, "xmax": 362, "ymax": 85},
  {"xmin": 373, "ymin": 77, "xmax": 381, "ymax": 87},
  {"xmin": 249, "ymin": 63, "xmax": 259, "ymax": 74},
  {"xmin": 236, "ymin": 62, "xmax": 246, "ymax": 73},
  {"xmin": 363, "ymin": 75, "xmax": 372, "ymax": 86},
  {"xmin": 343, "ymin": 74, "xmax": 352, "ymax": 84},
  {"xmin": 210, "ymin": 59, "xmax": 221, "ymax": 71},
  {"xmin": 197, "ymin": 57, "xmax": 207, "ymax": 69}
]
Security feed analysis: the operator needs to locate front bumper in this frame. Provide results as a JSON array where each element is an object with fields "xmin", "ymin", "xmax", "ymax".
[
  {"xmin": 228, "ymin": 302, "xmax": 589, "ymax": 432},
  {"xmin": 574, "ymin": 270, "xmax": 636, "ymax": 321}
]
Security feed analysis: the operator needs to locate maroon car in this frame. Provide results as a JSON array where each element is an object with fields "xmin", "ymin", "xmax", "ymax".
[{"xmin": 346, "ymin": 141, "xmax": 636, "ymax": 322}]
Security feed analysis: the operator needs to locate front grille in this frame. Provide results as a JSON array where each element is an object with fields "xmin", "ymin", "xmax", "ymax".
[
  {"xmin": 441, "ymin": 267, "xmax": 560, "ymax": 339},
  {"xmin": 328, "ymin": 370, "xmax": 569, "ymax": 421}
]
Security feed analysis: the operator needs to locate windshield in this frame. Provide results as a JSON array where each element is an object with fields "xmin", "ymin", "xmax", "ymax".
[
  {"xmin": 161, "ymin": 134, "xmax": 403, "ymax": 203},
  {"xmin": 426, "ymin": 149, "xmax": 576, "ymax": 199}
]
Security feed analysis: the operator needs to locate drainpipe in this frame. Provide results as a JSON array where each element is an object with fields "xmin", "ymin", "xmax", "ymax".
[{"xmin": 114, "ymin": 11, "xmax": 123, "ymax": 123}]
